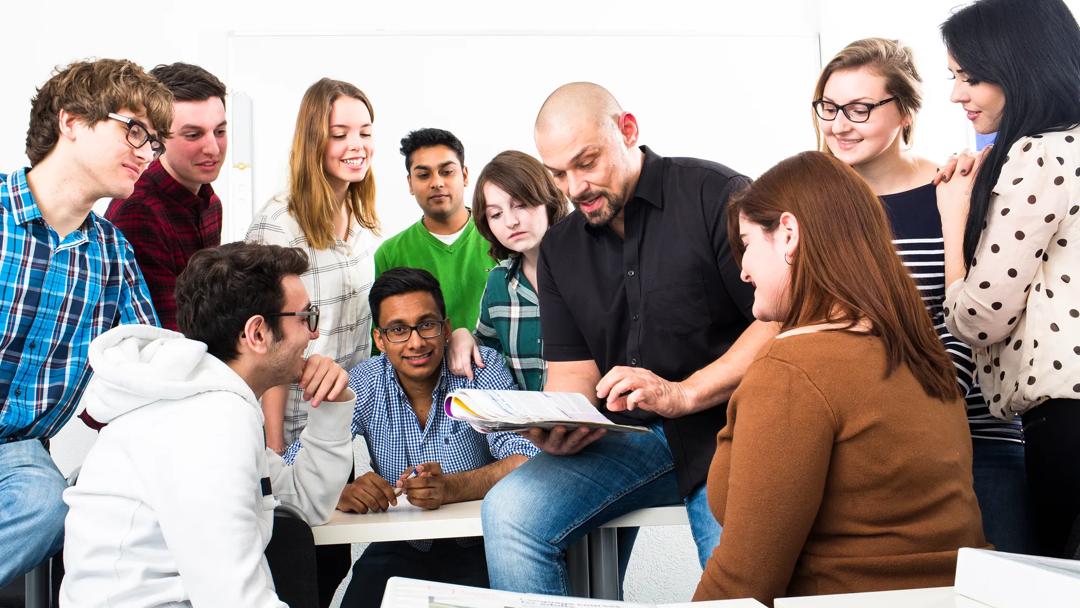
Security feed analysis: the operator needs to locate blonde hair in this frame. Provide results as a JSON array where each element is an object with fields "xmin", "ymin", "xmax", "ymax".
[
  {"xmin": 287, "ymin": 78, "xmax": 379, "ymax": 249},
  {"xmin": 812, "ymin": 38, "xmax": 923, "ymax": 152}
]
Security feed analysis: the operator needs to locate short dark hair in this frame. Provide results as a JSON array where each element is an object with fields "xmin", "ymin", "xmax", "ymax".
[
  {"xmin": 369, "ymin": 268, "xmax": 447, "ymax": 328},
  {"xmin": 473, "ymin": 150, "xmax": 570, "ymax": 260},
  {"xmin": 399, "ymin": 128, "xmax": 465, "ymax": 173},
  {"xmin": 941, "ymin": 0, "xmax": 1080, "ymax": 265},
  {"xmin": 150, "ymin": 62, "xmax": 227, "ymax": 106},
  {"xmin": 176, "ymin": 242, "xmax": 309, "ymax": 362}
]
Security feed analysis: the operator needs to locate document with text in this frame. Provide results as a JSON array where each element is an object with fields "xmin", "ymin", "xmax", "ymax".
[
  {"xmin": 381, "ymin": 577, "xmax": 766, "ymax": 608},
  {"xmin": 444, "ymin": 389, "xmax": 649, "ymax": 434}
]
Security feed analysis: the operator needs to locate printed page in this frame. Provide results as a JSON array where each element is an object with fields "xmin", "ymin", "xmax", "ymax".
[{"xmin": 445, "ymin": 390, "xmax": 648, "ymax": 433}]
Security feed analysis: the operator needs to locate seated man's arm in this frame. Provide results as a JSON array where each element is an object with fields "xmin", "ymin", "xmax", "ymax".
[{"xmin": 268, "ymin": 356, "xmax": 354, "ymax": 525}]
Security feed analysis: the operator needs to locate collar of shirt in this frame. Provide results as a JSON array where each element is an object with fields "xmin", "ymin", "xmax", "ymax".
[
  {"xmin": 582, "ymin": 145, "xmax": 664, "ymax": 236},
  {"xmin": 5, "ymin": 168, "xmax": 97, "ymax": 245},
  {"xmin": 499, "ymin": 255, "xmax": 538, "ymax": 305},
  {"xmin": 380, "ymin": 351, "xmax": 458, "ymax": 435}
]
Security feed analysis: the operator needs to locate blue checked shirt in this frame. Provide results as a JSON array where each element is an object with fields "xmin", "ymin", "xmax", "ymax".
[
  {"xmin": 0, "ymin": 169, "xmax": 159, "ymax": 443},
  {"xmin": 284, "ymin": 346, "xmax": 537, "ymax": 549}
]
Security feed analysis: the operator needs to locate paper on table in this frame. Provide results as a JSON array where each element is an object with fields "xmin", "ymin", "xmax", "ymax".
[
  {"xmin": 444, "ymin": 389, "xmax": 649, "ymax": 434},
  {"xmin": 381, "ymin": 577, "xmax": 766, "ymax": 608}
]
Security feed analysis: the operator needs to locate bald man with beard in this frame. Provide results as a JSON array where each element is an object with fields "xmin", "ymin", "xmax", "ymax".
[{"xmin": 480, "ymin": 83, "xmax": 778, "ymax": 597}]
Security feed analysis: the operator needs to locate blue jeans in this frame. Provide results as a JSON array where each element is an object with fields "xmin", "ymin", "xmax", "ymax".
[
  {"xmin": 482, "ymin": 423, "xmax": 721, "ymax": 595},
  {"xmin": 971, "ymin": 437, "xmax": 1038, "ymax": 555},
  {"xmin": 0, "ymin": 439, "xmax": 68, "ymax": 587}
]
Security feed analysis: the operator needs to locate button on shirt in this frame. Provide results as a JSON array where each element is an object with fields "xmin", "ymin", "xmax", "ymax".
[
  {"xmin": 537, "ymin": 146, "xmax": 754, "ymax": 496},
  {"xmin": 0, "ymin": 168, "xmax": 159, "ymax": 443}
]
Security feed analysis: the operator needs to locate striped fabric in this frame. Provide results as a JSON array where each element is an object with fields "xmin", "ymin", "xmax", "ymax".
[
  {"xmin": 0, "ymin": 169, "xmax": 158, "ymax": 443},
  {"xmin": 882, "ymin": 184, "xmax": 1023, "ymax": 442},
  {"xmin": 246, "ymin": 196, "xmax": 377, "ymax": 444},
  {"xmin": 474, "ymin": 256, "xmax": 546, "ymax": 391}
]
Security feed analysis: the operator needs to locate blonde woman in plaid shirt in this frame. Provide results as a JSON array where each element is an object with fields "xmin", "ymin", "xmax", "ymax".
[{"xmin": 448, "ymin": 150, "xmax": 569, "ymax": 390}]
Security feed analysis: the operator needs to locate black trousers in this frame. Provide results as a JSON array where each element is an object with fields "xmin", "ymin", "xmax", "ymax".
[
  {"xmin": 339, "ymin": 539, "xmax": 488, "ymax": 608},
  {"xmin": 1022, "ymin": 398, "xmax": 1080, "ymax": 558}
]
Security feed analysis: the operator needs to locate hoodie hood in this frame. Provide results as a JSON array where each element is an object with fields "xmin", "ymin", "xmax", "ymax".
[{"xmin": 83, "ymin": 324, "xmax": 258, "ymax": 424}]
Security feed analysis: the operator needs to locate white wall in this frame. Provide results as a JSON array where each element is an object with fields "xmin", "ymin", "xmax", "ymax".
[{"xmin": 9, "ymin": 0, "xmax": 1078, "ymax": 604}]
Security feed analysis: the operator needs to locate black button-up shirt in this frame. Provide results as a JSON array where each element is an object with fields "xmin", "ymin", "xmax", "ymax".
[{"xmin": 538, "ymin": 146, "xmax": 754, "ymax": 495}]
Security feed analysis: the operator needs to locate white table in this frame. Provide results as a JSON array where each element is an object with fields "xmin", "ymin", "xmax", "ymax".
[
  {"xmin": 312, "ymin": 500, "xmax": 690, "ymax": 599},
  {"xmin": 774, "ymin": 586, "xmax": 991, "ymax": 607}
]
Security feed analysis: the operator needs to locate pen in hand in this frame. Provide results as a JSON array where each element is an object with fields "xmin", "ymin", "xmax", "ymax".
[{"xmin": 394, "ymin": 467, "xmax": 419, "ymax": 497}]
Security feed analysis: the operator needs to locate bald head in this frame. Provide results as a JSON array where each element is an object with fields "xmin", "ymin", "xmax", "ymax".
[
  {"xmin": 533, "ymin": 83, "xmax": 643, "ymax": 233},
  {"xmin": 535, "ymin": 82, "xmax": 624, "ymax": 137}
]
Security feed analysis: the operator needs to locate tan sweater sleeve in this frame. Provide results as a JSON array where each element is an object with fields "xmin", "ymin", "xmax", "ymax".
[{"xmin": 694, "ymin": 355, "xmax": 837, "ymax": 605}]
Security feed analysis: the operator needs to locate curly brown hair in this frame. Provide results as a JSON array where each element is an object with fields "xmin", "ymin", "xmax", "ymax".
[{"xmin": 25, "ymin": 58, "xmax": 174, "ymax": 166}]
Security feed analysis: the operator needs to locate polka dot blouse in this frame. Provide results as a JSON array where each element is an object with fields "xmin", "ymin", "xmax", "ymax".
[{"xmin": 944, "ymin": 125, "xmax": 1080, "ymax": 418}]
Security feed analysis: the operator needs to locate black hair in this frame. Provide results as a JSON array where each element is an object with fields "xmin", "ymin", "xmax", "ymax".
[
  {"xmin": 369, "ymin": 267, "xmax": 447, "ymax": 328},
  {"xmin": 399, "ymin": 128, "xmax": 465, "ymax": 173},
  {"xmin": 176, "ymin": 242, "xmax": 308, "ymax": 362},
  {"xmin": 941, "ymin": 0, "xmax": 1080, "ymax": 264},
  {"xmin": 150, "ymin": 62, "xmax": 227, "ymax": 106}
]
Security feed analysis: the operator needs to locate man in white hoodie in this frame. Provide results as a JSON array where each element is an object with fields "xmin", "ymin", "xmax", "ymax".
[{"xmin": 60, "ymin": 242, "xmax": 355, "ymax": 607}]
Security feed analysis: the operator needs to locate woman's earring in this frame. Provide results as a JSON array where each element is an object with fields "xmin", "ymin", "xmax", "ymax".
[{"xmin": 784, "ymin": 253, "xmax": 793, "ymax": 266}]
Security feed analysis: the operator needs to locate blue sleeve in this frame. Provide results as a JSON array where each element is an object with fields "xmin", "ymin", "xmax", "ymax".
[{"xmin": 116, "ymin": 236, "xmax": 160, "ymax": 328}]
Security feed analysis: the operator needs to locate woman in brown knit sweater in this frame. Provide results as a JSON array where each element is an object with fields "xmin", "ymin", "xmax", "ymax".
[{"xmin": 692, "ymin": 152, "xmax": 988, "ymax": 605}]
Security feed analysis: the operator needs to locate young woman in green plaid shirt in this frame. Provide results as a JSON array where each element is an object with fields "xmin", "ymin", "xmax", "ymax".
[{"xmin": 448, "ymin": 150, "xmax": 569, "ymax": 391}]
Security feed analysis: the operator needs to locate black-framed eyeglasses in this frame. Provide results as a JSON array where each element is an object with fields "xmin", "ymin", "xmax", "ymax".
[
  {"xmin": 378, "ymin": 319, "xmax": 446, "ymax": 343},
  {"xmin": 107, "ymin": 112, "xmax": 166, "ymax": 159},
  {"xmin": 265, "ymin": 305, "xmax": 320, "ymax": 333},
  {"xmin": 812, "ymin": 98, "xmax": 896, "ymax": 123}
]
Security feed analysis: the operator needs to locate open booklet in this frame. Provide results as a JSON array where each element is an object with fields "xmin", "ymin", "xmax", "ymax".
[
  {"xmin": 444, "ymin": 389, "xmax": 649, "ymax": 434},
  {"xmin": 381, "ymin": 577, "xmax": 766, "ymax": 608}
]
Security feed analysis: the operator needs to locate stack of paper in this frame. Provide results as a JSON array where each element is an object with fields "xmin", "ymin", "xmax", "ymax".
[
  {"xmin": 444, "ymin": 389, "xmax": 648, "ymax": 434},
  {"xmin": 954, "ymin": 547, "xmax": 1080, "ymax": 607},
  {"xmin": 381, "ymin": 577, "xmax": 765, "ymax": 608}
]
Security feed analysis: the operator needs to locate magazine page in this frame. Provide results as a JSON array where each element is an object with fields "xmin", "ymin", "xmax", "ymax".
[{"xmin": 444, "ymin": 390, "xmax": 648, "ymax": 433}]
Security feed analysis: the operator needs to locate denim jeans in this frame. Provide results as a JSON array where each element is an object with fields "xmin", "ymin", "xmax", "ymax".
[
  {"xmin": 0, "ymin": 439, "xmax": 68, "ymax": 587},
  {"xmin": 482, "ymin": 422, "xmax": 721, "ymax": 595},
  {"xmin": 971, "ymin": 437, "xmax": 1038, "ymax": 555}
]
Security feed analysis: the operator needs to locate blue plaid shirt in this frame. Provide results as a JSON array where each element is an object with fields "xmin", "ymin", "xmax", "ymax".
[{"xmin": 0, "ymin": 169, "xmax": 158, "ymax": 443}]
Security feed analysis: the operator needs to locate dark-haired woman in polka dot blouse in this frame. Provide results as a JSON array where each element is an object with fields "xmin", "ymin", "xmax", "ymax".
[{"xmin": 936, "ymin": 0, "xmax": 1080, "ymax": 559}]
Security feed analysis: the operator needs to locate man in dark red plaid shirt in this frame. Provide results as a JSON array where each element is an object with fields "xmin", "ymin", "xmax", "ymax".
[{"xmin": 106, "ymin": 63, "xmax": 227, "ymax": 330}]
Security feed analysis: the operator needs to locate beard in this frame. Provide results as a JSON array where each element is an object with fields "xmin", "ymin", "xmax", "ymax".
[{"xmin": 572, "ymin": 189, "xmax": 626, "ymax": 227}]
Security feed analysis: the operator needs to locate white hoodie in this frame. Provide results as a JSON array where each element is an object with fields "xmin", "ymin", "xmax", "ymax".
[{"xmin": 60, "ymin": 325, "xmax": 354, "ymax": 607}]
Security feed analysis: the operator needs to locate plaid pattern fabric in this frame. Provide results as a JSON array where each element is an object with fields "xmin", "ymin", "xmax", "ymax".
[
  {"xmin": 247, "ymin": 196, "xmax": 377, "ymax": 444},
  {"xmin": 283, "ymin": 345, "xmax": 537, "ymax": 550},
  {"xmin": 475, "ymin": 256, "xmax": 546, "ymax": 391},
  {"xmin": 105, "ymin": 159, "xmax": 221, "ymax": 331},
  {"xmin": 0, "ymin": 169, "xmax": 158, "ymax": 443}
]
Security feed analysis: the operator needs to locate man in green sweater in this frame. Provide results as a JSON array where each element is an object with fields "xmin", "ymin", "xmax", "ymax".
[{"xmin": 375, "ymin": 128, "xmax": 495, "ymax": 331}]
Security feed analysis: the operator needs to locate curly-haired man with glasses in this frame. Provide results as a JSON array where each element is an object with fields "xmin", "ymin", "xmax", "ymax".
[{"xmin": 0, "ymin": 58, "xmax": 170, "ymax": 588}]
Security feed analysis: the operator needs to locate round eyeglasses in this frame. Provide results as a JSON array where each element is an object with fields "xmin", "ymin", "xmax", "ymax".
[
  {"xmin": 812, "ymin": 98, "xmax": 896, "ymax": 123},
  {"xmin": 108, "ymin": 113, "xmax": 166, "ymax": 159},
  {"xmin": 378, "ymin": 320, "xmax": 446, "ymax": 343}
]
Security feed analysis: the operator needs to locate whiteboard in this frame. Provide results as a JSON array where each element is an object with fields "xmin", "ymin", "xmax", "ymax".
[{"xmin": 226, "ymin": 32, "xmax": 821, "ymax": 240}]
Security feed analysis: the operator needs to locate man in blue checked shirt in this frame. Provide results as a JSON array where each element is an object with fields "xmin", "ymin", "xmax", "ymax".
[
  {"xmin": 286, "ymin": 267, "xmax": 537, "ymax": 608},
  {"xmin": 0, "ymin": 59, "xmax": 167, "ymax": 587}
]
